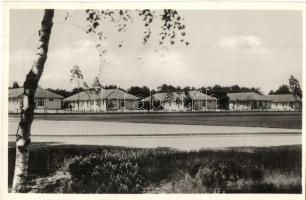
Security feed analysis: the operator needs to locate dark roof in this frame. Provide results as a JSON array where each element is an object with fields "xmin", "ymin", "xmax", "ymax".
[
  {"xmin": 189, "ymin": 91, "xmax": 217, "ymax": 100},
  {"xmin": 63, "ymin": 88, "xmax": 139, "ymax": 102},
  {"xmin": 63, "ymin": 90, "xmax": 100, "ymax": 101},
  {"xmin": 266, "ymin": 94, "xmax": 300, "ymax": 103},
  {"xmin": 107, "ymin": 88, "xmax": 139, "ymax": 100},
  {"xmin": 9, "ymin": 86, "xmax": 64, "ymax": 99},
  {"xmin": 227, "ymin": 92, "xmax": 269, "ymax": 101},
  {"xmin": 9, "ymin": 88, "xmax": 23, "ymax": 98}
]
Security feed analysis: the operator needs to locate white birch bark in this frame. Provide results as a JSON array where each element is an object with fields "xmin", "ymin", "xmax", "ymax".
[{"xmin": 12, "ymin": 9, "xmax": 54, "ymax": 193}]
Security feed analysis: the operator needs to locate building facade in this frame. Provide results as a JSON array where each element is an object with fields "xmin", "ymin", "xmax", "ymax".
[
  {"xmin": 63, "ymin": 88, "xmax": 139, "ymax": 112},
  {"xmin": 144, "ymin": 92, "xmax": 186, "ymax": 111},
  {"xmin": 9, "ymin": 87, "xmax": 63, "ymax": 113},
  {"xmin": 143, "ymin": 91, "xmax": 218, "ymax": 111},
  {"xmin": 189, "ymin": 91, "xmax": 218, "ymax": 111},
  {"xmin": 266, "ymin": 94, "xmax": 302, "ymax": 111},
  {"xmin": 227, "ymin": 92, "xmax": 270, "ymax": 111}
]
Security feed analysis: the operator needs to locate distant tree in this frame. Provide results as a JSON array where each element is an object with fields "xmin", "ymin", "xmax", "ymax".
[
  {"xmin": 289, "ymin": 75, "xmax": 302, "ymax": 98},
  {"xmin": 197, "ymin": 86, "xmax": 212, "ymax": 94},
  {"xmin": 157, "ymin": 84, "xmax": 176, "ymax": 93},
  {"xmin": 151, "ymin": 89, "xmax": 157, "ymax": 95},
  {"xmin": 92, "ymin": 77, "xmax": 102, "ymax": 90},
  {"xmin": 182, "ymin": 86, "xmax": 191, "ymax": 93},
  {"xmin": 72, "ymin": 87, "xmax": 85, "ymax": 94},
  {"xmin": 46, "ymin": 88, "xmax": 73, "ymax": 98},
  {"xmin": 230, "ymin": 85, "xmax": 240, "ymax": 93},
  {"xmin": 240, "ymin": 86, "xmax": 262, "ymax": 94},
  {"xmin": 12, "ymin": 81, "xmax": 20, "ymax": 88},
  {"xmin": 83, "ymin": 81, "xmax": 90, "ymax": 89},
  {"xmin": 70, "ymin": 65, "xmax": 83, "ymax": 82},
  {"xmin": 127, "ymin": 86, "xmax": 150, "ymax": 98},
  {"xmin": 175, "ymin": 86, "xmax": 182, "ymax": 91},
  {"xmin": 270, "ymin": 84, "xmax": 291, "ymax": 95},
  {"xmin": 70, "ymin": 65, "xmax": 83, "ymax": 110},
  {"xmin": 208, "ymin": 85, "xmax": 229, "ymax": 110},
  {"xmin": 255, "ymin": 88, "xmax": 263, "ymax": 94},
  {"xmin": 47, "ymin": 88, "xmax": 87, "ymax": 99},
  {"xmin": 104, "ymin": 84, "xmax": 118, "ymax": 89},
  {"xmin": 183, "ymin": 91, "xmax": 192, "ymax": 110},
  {"xmin": 228, "ymin": 85, "xmax": 262, "ymax": 94}
]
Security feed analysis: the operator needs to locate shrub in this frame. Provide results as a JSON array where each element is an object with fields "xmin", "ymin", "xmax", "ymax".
[
  {"xmin": 168, "ymin": 160, "xmax": 267, "ymax": 193},
  {"xmin": 194, "ymin": 160, "xmax": 249, "ymax": 193},
  {"xmin": 68, "ymin": 154, "xmax": 144, "ymax": 193}
]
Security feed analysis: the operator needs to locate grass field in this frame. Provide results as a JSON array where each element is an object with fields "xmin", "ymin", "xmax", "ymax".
[
  {"xmin": 9, "ymin": 111, "xmax": 302, "ymax": 129},
  {"xmin": 8, "ymin": 143, "xmax": 301, "ymax": 193}
]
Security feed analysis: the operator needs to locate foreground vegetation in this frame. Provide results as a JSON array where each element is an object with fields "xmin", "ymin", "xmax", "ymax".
[{"xmin": 8, "ymin": 143, "xmax": 301, "ymax": 193}]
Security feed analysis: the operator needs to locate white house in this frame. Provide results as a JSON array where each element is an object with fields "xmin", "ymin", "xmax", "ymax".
[
  {"xmin": 227, "ymin": 92, "xmax": 270, "ymax": 111},
  {"xmin": 9, "ymin": 86, "xmax": 64, "ymax": 113},
  {"xmin": 266, "ymin": 94, "xmax": 302, "ymax": 111},
  {"xmin": 188, "ymin": 91, "xmax": 218, "ymax": 111},
  {"xmin": 143, "ymin": 92, "xmax": 186, "ymax": 111},
  {"xmin": 143, "ymin": 91, "xmax": 218, "ymax": 111},
  {"xmin": 63, "ymin": 88, "xmax": 139, "ymax": 112}
]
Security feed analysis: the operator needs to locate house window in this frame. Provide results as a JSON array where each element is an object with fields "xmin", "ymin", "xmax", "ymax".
[
  {"xmin": 37, "ymin": 99, "xmax": 44, "ymax": 107},
  {"xmin": 121, "ymin": 100, "xmax": 125, "ymax": 107},
  {"xmin": 49, "ymin": 98, "xmax": 53, "ymax": 101}
]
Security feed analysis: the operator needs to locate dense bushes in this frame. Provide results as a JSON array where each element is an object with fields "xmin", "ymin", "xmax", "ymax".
[
  {"xmin": 8, "ymin": 144, "xmax": 302, "ymax": 193},
  {"xmin": 192, "ymin": 161, "xmax": 249, "ymax": 192},
  {"xmin": 68, "ymin": 154, "xmax": 144, "ymax": 193}
]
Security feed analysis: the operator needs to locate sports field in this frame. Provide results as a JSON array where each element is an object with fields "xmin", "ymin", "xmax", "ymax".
[{"xmin": 9, "ymin": 111, "xmax": 302, "ymax": 129}]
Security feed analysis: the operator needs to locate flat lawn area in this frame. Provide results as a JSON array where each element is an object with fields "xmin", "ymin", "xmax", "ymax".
[
  {"xmin": 9, "ymin": 111, "xmax": 302, "ymax": 129},
  {"xmin": 8, "ymin": 143, "xmax": 301, "ymax": 193}
]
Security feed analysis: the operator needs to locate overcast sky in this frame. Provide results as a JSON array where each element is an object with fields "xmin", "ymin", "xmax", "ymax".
[{"xmin": 9, "ymin": 9, "xmax": 302, "ymax": 94}]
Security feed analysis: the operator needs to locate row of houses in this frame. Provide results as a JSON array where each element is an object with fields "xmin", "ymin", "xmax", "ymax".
[
  {"xmin": 8, "ymin": 87, "xmax": 302, "ymax": 113},
  {"xmin": 8, "ymin": 87, "xmax": 139, "ymax": 113},
  {"xmin": 64, "ymin": 90, "xmax": 219, "ymax": 112},
  {"xmin": 8, "ymin": 87, "xmax": 218, "ymax": 113}
]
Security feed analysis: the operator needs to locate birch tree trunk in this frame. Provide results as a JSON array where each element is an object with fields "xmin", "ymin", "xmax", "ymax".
[{"xmin": 12, "ymin": 9, "xmax": 54, "ymax": 193}]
